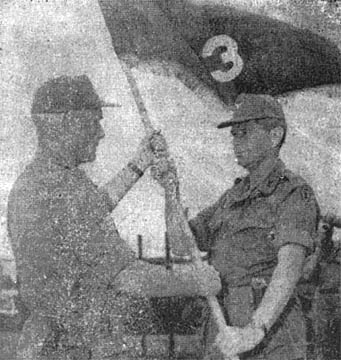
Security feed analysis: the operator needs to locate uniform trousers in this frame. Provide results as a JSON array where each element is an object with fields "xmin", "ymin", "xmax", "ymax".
[{"xmin": 203, "ymin": 286, "xmax": 307, "ymax": 360}]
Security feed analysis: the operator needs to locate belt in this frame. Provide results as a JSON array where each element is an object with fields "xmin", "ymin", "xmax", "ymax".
[
  {"xmin": 250, "ymin": 277, "xmax": 268, "ymax": 310},
  {"xmin": 319, "ymin": 287, "xmax": 340, "ymax": 295},
  {"xmin": 225, "ymin": 277, "xmax": 268, "ymax": 310},
  {"xmin": 215, "ymin": 277, "xmax": 268, "ymax": 327}
]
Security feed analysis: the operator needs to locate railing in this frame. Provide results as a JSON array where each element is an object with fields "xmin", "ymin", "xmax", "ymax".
[{"xmin": 136, "ymin": 232, "xmax": 208, "ymax": 358}]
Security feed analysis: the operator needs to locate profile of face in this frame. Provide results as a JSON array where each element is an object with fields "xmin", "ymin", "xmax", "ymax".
[
  {"xmin": 65, "ymin": 109, "xmax": 105, "ymax": 164},
  {"xmin": 231, "ymin": 120, "xmax": 274, "ymax": 169}
]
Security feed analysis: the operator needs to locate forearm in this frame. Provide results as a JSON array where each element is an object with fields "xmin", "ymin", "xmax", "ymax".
[
  {"xmin": 251, "ymin": 244, "xmax": 305, "ymax": 330},
  {"xmin": 164, "ymin": 185, "xmax": 193, "ymax": 256},
  {"xmin": 117, "ymin": 260, "xmax": 220, "ymax": 297},
  {"xmin": 101, "ymin": 157, "xmax": 147, "ymax": 209}
]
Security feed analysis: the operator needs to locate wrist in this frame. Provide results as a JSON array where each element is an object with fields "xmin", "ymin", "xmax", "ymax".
[
  {"xmin": 248, "ymin": 318, "xmax": 268, "ymax": 338},
  {"xmin": 164, "ymin": 180, "xmax": 180, "ymax": 197},
  {"xmin": 164, "ymin": 180, "xmax": 178, "ymax": 192},
  {"xmin": 131, "ymin": 156, "xmax": 149, "ymax": 172},
  {"xmin": 127, "ymin": 161, "xmax": 144, "ymax": 178}
]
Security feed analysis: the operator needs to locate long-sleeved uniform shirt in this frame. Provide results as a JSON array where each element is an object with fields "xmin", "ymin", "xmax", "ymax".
[
  {"xmin": 7, "ymin": 152, "xmax": 142, "ymax": 353},
  {"xmin": 8, "ymin": 150, "xmax": 220, "ymax": 358},
  {"xmin": 7, "ymin": 152, "xmax": 134, "ymax": 308}
]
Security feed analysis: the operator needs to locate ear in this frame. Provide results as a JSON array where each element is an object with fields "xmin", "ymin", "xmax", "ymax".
[{"xmin": 269, "ymin": 126, "xmax": 284, "ymax": 148}]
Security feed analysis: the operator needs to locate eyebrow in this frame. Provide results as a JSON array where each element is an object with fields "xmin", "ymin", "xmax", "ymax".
[{"xmin": 232, "ymin": 124, "xmax": 247, "ymax": 131}]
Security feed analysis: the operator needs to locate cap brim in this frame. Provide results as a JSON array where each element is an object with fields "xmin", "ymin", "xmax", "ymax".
[
  {"xmin": 217, "ymin": 120, "xmax": 242, "ymax": 128},
  {"xmin": 217, "ymin": 116, "xmax": 282, "ymax": 129},
  {"xmin": 100, "ymin": 100, "xmax": 121, "ymax": 108}
]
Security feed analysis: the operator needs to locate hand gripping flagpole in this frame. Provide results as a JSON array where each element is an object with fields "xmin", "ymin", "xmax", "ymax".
[{"xmin": 117, "ymin": 60, "xmax": 239, "ymax": 360}]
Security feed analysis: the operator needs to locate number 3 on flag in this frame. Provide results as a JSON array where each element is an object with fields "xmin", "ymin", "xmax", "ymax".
[{"xmin": 202, "ymin": 35, "xmax": 244, "ymax": 83}]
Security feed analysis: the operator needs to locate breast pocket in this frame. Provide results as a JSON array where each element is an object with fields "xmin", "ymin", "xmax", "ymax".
[
  {"xmin": 228, "ymin": 198, "xmax": 276, "ymax": 234},
  {"xmin": 207, "ymin": 205, "xmax": 234, "ymax": 235}
]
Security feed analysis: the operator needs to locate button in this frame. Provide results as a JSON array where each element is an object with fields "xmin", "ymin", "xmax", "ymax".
[{"xmin": 267, "ymin": 231, "xmax": 275, "ymax": 241}]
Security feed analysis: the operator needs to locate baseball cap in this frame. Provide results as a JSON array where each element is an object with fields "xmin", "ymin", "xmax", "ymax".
[
  {"xmin": 31, "ymin": 75, "xmax": 120, "ymax": 114},
  {"xmin": 217, "ymin": 94, "xmax": 285, "ymax": 128}
]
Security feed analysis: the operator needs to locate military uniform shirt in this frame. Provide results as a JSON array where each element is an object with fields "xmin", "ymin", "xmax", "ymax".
[
  {"xmin": 189, "ymin": 159, "xmax": 319, "ymax": 360},
  {"xmin": 7, "ymin": 151, "xmax": 137, "ymax": 353},
  {"xmin": 189, "ymin": 159, "xmax": 318, "ymax": 288}
]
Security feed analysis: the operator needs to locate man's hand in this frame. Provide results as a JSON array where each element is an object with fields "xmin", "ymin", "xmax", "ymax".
[
  {"xmin": 133, "ymin": 131, "xmax": 169, "ymax": 171},
  {"xmin": 213, "ymin": 323, "xmax": 265, "ymax": 357},
  {"xmin": 194, "ymin": 261, "xmax": 222, "ymax": 297}
]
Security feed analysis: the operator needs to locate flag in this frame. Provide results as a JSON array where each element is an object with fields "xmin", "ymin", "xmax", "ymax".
[
  {"xmin": 98, "ymin": 0, "xmax": 237, "ymax": 107},
  {"xmin": 99, "ymin": 0, "xmax": 341, "ymax": 105}
]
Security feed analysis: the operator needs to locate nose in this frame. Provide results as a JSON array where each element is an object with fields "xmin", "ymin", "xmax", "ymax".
[
  {"xmin": 232, "ymin": 136, "xmax": 239, "ymax": 150},
  {"xmin": 98, "ymin": 124, "xmax": 105, "ymax": 140},
  {"xmin": 232, "ymin": 137, "xmax": 243, "ymax": 155}
]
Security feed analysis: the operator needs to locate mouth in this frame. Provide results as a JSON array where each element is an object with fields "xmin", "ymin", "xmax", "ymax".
[{"xmin": 87, "ymin": 142, "xmax": 99, "ymax": 154}]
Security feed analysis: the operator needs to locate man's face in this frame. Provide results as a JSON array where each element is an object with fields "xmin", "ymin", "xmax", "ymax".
[
  {"xmin": 67, "ymin": 109, "xmax": 105, "ymax": 164},
  {"xmin": 231, "ymin": 120, "xmax": 273, "ymax": 169}
]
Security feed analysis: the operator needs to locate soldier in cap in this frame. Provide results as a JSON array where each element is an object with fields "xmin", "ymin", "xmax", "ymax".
[
  {"xmin": 7, "ymin": 75, "xmax": 221, "ymax": 359},
  {"xmin": 157, "ymin": 94, "xmax": 320, "ymax": 359}
]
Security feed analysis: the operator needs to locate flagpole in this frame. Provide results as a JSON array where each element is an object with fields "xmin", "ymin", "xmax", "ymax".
[
  {"xmin": 119, "ymin": 61, "xmax": 155, "ymax": 135},
  {"xmin": 117, "ymin": 59, "xmax": 239, "ymax": 360}
]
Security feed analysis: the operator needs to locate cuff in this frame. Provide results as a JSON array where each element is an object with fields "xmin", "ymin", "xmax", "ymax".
[{"xmin": 274, "ymin": 229, "xmax": 315, "ymax": 255}]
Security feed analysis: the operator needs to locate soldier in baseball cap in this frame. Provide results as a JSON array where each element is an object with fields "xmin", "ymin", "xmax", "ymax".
[
  {"xmin": 156, "ymin": 93, "xmax": 320, "ymax": 359},
  {"xmin": 10, "ymin": 75, "xmax": 221, "ymax": 359},
  {"xmin": 29, "ymin": 75, "xmax": 124, "ymax": 166}
]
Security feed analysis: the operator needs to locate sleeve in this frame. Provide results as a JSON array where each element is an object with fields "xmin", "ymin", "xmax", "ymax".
[
  {"xmin": 188, "ymin": 199, "xmax": 222, "ymax": 252},
  {"xmin": 274, "ymin": 185, "xmax": 319, "ymax": 255},
  {"xmin": 117, "ymin": 260, "xmax": 221, "ymax": 298}
]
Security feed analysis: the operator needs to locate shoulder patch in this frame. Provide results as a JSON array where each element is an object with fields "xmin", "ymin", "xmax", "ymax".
[
  {"xmin": 282, "ymin": 169, "xmax": 306, "ymax": 186},
  {"xmin": 234, "ymin": 177, "xmax": 243, "ymax": 185},
  {"xmin": 300, "ymin": 185, "xmax": 312, "ymax": 201}
]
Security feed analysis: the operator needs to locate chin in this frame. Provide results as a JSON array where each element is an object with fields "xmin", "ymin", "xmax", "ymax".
[
  {"xmin": 236, "ymin": 157, "xmax": 246, "ymax": 167},
  {"xmin": 81, "ymin": 152, "xmax": 97, "ymax": 164},
  {"xmin": 88, "ymin": 153, "xmax": 97, "ymax": 162}
]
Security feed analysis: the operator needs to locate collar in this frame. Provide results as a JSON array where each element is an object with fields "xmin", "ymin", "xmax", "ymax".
[
  {"xmin": 256, "ymin": 158, "xmax": 286, "ymax": 195},
  {"xmin": 35, "ymin": 146, "xmax": 79, "ymax": 170},
  {"xmin": 231, "ymin": 158, "xmax": 286, "ymax": 203}
]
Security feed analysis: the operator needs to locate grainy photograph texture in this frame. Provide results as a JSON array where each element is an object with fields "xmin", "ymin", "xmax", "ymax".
[{"xmin": 0, "ymin": 1, "xmax": 340, "ymax": 359}]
